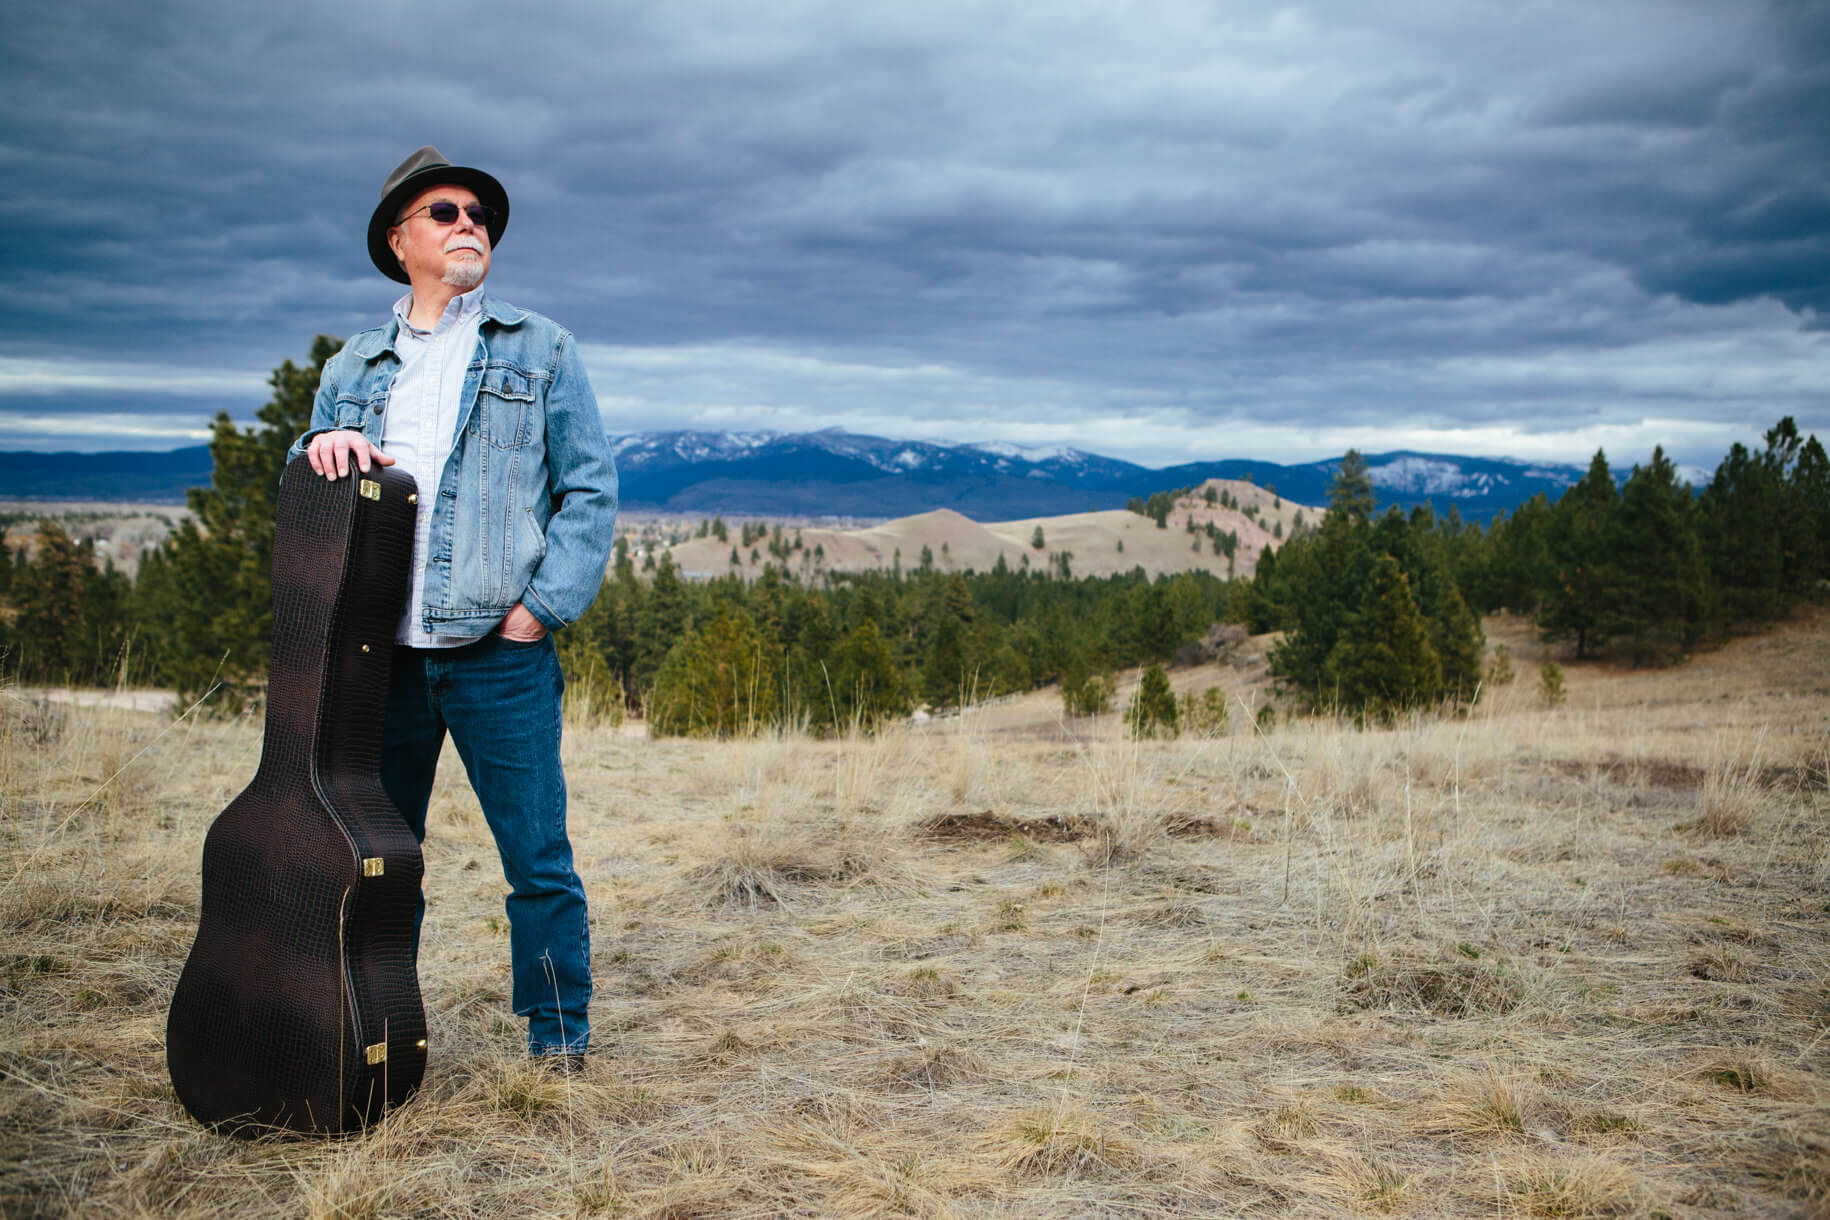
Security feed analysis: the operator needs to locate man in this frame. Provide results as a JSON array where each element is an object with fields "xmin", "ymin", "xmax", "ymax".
[{"xmin": 289, "ymin": 147, "xmax": 616, "ymax": 1070}]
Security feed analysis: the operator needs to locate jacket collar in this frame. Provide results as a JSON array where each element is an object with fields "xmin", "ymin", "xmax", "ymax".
[{"xmin": 348, "ymin": 293, "xmax": 529, "ymax": 362}]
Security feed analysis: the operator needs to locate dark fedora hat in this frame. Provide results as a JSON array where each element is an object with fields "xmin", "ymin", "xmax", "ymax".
[{"xmin": 367, "ymin": 146, "xmax": 510, "ymax": 283}]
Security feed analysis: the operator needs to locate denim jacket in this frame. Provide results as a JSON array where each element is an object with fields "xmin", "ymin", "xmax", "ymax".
[{"xmin": 289, "ymin": 296, "xmax": 617, "ymax": 637}]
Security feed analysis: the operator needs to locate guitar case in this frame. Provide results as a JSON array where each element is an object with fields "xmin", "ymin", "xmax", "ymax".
[{"xmin": 168, "ymin": 457, "xmax": 427, "ymax": 1136}]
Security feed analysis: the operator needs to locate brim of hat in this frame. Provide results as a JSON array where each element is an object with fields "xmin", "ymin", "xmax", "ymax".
[{"xmin": 367, "ymin": 164, "xmax": 510, "ymax": 284}]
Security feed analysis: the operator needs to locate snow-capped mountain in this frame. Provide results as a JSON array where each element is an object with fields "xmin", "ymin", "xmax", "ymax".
[
  {"xmin": 599, "ymin": 429, "xmax": 1597, "ymax": 521},
  {"xmin": 5, "ymin": 430, "xmax": 1652, "ymax": 522}
]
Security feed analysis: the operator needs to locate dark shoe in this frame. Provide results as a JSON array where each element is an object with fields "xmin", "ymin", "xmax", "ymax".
[{"xmin": 534, "ymin": 1052, "xmax": 588, "ymax": 1077}]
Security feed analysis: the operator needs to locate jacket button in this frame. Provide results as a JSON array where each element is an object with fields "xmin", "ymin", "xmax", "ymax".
[{"xmin": 373, "ymin": 403, "xmax": 383, "ymax": 414}]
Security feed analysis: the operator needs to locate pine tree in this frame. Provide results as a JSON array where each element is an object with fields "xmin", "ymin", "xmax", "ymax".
[
  {"xmin": 1060, "ymin": 652, "xmax": 1115, "ymax": 716},
  {"xmin": 633, "ymin": 551, "xmax": 691, "ymax": 699},
  {"xmin": 787, "ymin": 593, "xmax": 840, "ymax": 730},
  {"xmin": 1482, "ymin": 495, "xmax": 1552, "ymax": 614},
  {"xmin": 1329, "ymin": 449, "xmax": 1376, "ymax": 523},
  {"xmin": 1789, "ymin": 428, "xmax": 1830, "ymax": 588},
  {"xmin": 1603, "ymin": 447, "xmax": 1707, "ymax": 665},
  {"xmin": 830, "ymin": 617, "xmax": 907, "ymax": 730},
  {"xmin": 1125, "ymin": 664, "xmax": 1179, "ymax": 738},
  {"xmin": 557, "ymin": 577, "xmax": 624, "ymax": 721},
  {"xmin": 1322, "ymin": 554, "xmax": 1442, "ymax": 723},
  {"xmin": 1126, "ymin": 579, "xmax": 1179, "ymax": 663},
  {"xmin": 11, "ymin": 523, "xmax": 99, "ymax": 682},
  {"xmin": 132, "ymin": 336, "xmax": 338, "ymax": 705},
  {"xmin": 920, "ymin": 574, "xmax": 977, "ymax": 709},
  {"xmin": 1267, "ymin": 512, "xmax": 1372, "ymax": 699},
  {"xmin": 1539, "ymin": 450, "xmax": 1618, "ymax": 659},
  {"xmin": 1538, "ymin": 658, "xmax": 1566, "ymax": 707},
  {"xmin": 1484, "ymin": 644, "xmax": 1516, "ymax": 688},
  {"xmin": 1701, "ymin": 442, "xmax": 1782, "ymax": 625},
  {"xmin": 1702, "ymin": 417, "xmax": 1830, "ymax": 625},
  {"xmin": 1427, "ymin": 579, "xmax": 1484, "ymax": 703},
  {"xmin": 649, "ymin": 604, "xmax": 779, "ymax": 738}
]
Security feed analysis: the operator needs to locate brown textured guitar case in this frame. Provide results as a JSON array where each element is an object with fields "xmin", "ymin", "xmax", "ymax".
[{"xmin": 167, "ymin": 457, "xmax": 426, "ymax": 1136}]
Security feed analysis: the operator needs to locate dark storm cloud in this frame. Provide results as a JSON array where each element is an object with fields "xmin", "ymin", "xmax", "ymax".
[{"xmin": 0, "ymin": 0, "xmax": 1824, "ymax": 465}]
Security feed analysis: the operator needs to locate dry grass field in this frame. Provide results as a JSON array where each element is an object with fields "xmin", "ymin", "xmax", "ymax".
[{"xmin": 2, "ymin": 612, "xmax": 1827, "ymax": 1218}]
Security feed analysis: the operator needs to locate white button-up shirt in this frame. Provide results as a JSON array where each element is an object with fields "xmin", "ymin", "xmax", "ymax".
[{"xmin": 384, "ymin": 287, "xmax": 485, "ymax": 648}]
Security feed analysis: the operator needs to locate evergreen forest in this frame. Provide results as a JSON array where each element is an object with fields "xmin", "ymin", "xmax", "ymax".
[{"xmin": 1, "ymin": 340, "xmax": 1825, "ymax": 734}]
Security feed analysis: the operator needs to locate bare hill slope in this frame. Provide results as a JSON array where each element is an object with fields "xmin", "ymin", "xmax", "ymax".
[{"xmin": 668, "ymin": 478, "xmax": 1321, "ymax": 581}]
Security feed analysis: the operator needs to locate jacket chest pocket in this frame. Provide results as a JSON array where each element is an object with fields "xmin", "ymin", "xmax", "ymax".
[
  {"xmin": 470, "ymin": 365, "xmax": 536, "ymax": 450},
  {"xmin": 333, "ymin": 390, "xmax": 385, "ymax": 432}
]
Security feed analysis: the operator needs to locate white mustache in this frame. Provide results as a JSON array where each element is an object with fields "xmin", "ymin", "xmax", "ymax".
[{"xmin": 444, "ymin": 236, "xmax": 485, "ymax": 255}]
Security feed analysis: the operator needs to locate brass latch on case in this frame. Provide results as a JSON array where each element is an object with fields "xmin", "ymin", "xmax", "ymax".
[
  {"xmin": 362, "ymin": 857, "xmax": 385, "ymax": 877},
  {"xmin": 365, "ymin": 1042, "xmax": 388, "ymax": 1065},
  {"xmin": 359, "ymin": 479, "xmax": 380, "ymax": 500}
]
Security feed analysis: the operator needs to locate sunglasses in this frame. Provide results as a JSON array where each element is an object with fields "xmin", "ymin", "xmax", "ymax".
[{"xmin": 396, "ymin": 201, "xmax": 495, "ymax": 227}]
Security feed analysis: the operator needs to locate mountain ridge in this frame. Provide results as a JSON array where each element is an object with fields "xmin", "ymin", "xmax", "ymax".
[{"xmin": 0, "ymin": 429, "xmax": 1658, "ymax": 522}]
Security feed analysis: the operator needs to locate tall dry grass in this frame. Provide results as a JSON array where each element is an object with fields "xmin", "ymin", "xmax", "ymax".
[{"xmin": 2, "ymin": 610, "xmax": 1827, "ymax": 1216}]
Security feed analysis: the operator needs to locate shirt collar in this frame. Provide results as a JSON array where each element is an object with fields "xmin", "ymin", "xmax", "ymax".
[{"xmin": 392, "ymin": 286, "xmax": 486, "ymax": 340}]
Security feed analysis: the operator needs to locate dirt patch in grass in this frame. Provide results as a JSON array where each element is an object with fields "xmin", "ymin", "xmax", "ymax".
[
  {"xmin": 918, "ymin": 809, "xmax": 1094, "ymax": 842},
  {"xmin": 1166, "ymin": 814, "xmax": 1259, "ymax": 840},
  {"xmin": 1342, "ymin": 955, "xmax": 1526, "ymax": 1018}
]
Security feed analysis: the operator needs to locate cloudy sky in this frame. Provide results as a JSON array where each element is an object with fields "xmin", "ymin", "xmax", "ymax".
[{"xmin": 3, "ymin": 0, "xmax": 1825, "ymax": 471}]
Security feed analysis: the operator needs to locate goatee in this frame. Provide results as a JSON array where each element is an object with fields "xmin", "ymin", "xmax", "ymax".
[{"xmin": 443, "ymin": 259, "xmax": 485, "ymax": 289}]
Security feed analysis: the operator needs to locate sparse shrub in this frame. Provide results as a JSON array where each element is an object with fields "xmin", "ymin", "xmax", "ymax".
[
  {"xmin": 998, "ymin": 1107, "xmax": 1137, "ymax": 1177},
  {"xmin": 1180, "ymin": 686, "xmax": 1228, "ymax": 736},
  {"xmin": 1485, "ymin": 643, "xmax": 1517, "ymax": 687},
  {"xmin": 1125, "ymin": 664, "xmax": 1179, "ymax": 738},
  {"xmin": 1539, "ymin": 659, "xmax": 1566, "ymax": 707},
  {"xmin": 1695, "ymin": 753, "xmax": 1760, "ymax": 836},
  {"xmin": 5, "ymin": 695, "xmax": 67, "ymax": 749},
  {"xmin": 557, "ymin": 637, "xmax": 625, "ymax": 729},
  {"xmin": 1062, "ymin": 669, "xmax": 1115, "ymax": 717},
  {"xmin": 1255, "ymin": 702, "xmax": 1277, "ymax": 733},
  {"xmin": 492, "ymin": 1061, "xmax": 566, "ymax": 1118},
  {"xmin": 1699, "ymin": 1058, "xmax": 1769, "ymax": 1094},
  {"xmin": 1030, "ymin": 525, "xmax": 1045, "ymax": 550},
  {"xmin": 1500, "ymin": 1152, "xmax": 1644, "ymax": 1218}
]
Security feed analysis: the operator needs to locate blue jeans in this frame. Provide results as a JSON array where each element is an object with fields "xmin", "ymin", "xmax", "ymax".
[{"xmin": 380, "ymin": 634, "xmax": 591, "ymax": 1056}]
